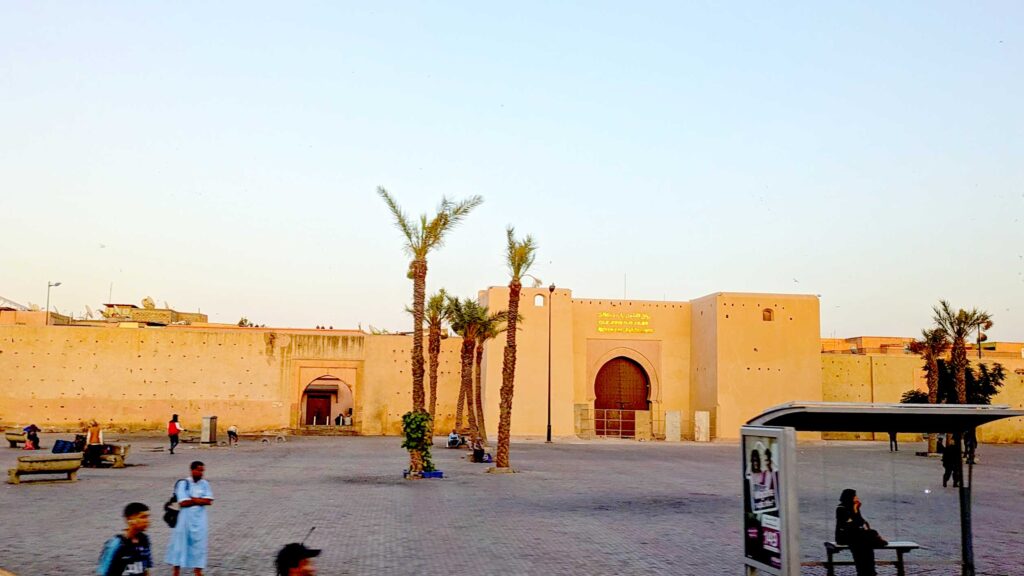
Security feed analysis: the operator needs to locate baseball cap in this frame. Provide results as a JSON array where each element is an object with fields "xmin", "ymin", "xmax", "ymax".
[{"xmin": 276, "ymin": 543, "xmax": 321, "ymax": 575}]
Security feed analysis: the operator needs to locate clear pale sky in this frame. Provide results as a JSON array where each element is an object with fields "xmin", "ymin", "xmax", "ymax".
[{"xmin": 2, "ymin": 3, "xmax": 1022, "ymax": 340}]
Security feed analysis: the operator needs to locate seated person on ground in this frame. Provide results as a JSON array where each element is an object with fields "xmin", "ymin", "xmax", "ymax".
[{"xmin": 447, "ymin": 430, "xmax": 462, "ymax": 448}]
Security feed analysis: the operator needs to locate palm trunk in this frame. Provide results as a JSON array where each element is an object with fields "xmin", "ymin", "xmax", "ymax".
[
  {"xmin": 474, "ymin": 339, "xmax": 487, "ymax": 443},
  {"xmin": 455, "ymin": 373, "xmax": 466, "ymax": 431},
  {"xmin": 408, "ymin": 259, "xmax": 428, "ymax": 473},
  {"xmin": 460, "ymin": 337, "xmax": 478, "ymax": 443},
  {"xmin": 411, "ymin": 259, "xmax": 427, "ymax": 412},
  {"xmin": 427, "ymin": 322, "xmax": 441, "ymax": 442},
  {"xmin": 495, "ymin": 281, "xmax": 522, "ymax": 468},
  {"xmin": 952, "ymin": 342, "xmax": 968, "ymax": 404}
]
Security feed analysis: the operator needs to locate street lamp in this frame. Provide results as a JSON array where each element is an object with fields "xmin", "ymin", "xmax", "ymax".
[
  {"xmin": 546, "ymin": 283, "xmax": 555, "ymax": 443},
  {"xmin": 45, "ymin": 281, "xmax": 62, "ymax": 325}
]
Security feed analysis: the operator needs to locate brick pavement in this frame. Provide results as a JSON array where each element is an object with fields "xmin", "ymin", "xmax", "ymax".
[{"xmin": 0, "ymin": 435, "xmax": 1019, "ymax": 575}]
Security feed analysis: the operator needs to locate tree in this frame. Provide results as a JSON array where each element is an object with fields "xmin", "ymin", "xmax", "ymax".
[
  {"xmin": 932, "ymin": 301, "xmax": 992, "ymax": 404},
  {"xmin": 907, "ymin": 327, "xmax": 949, "ymax": 452},
  {"xmin": 424, "ymin": 289, "xmax": 450, "ymax": 441},
  {"xmin": 494, "ymin": 227, "xmax": 537, "ymax": 470},
  {"xmin": 903, "ymin": 360, "xmax": 1006, "ymax": 405},
  {"xmin": 447, "ymin": 296, "xmax": 487, "ymax": 443},
  {"xmin": 474, "ymin": 309, "xmax": 510, "ymax": 444},
  {"xmin": 378, "ymin": 187, "xmax": 483, "ymax": 474}
]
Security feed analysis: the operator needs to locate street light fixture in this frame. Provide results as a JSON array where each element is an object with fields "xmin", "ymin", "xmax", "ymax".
[
  {"xmin": 45, "ymin": 281, "xmax": 62, "ymax": 326},
  {"xmin": 546, "ymin": 283, "xmax": 555, "ymax": 443}
]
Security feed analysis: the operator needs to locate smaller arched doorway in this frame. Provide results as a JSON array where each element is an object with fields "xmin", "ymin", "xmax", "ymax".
[
  {"xmin": 302, "ymin": 376, "xmax": 354, "ymax": 426},
  {"xmin": 594, "ymin": 357, "xmax": 650, "ymax": 437}
]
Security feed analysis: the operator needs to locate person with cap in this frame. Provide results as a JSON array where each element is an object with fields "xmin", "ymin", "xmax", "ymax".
[{"xmin": 276, "ymin": 543, "xmax": 320, "ymax": 576}]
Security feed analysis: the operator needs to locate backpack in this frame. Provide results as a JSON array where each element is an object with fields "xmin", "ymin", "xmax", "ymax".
[{"xmin": 162, "ymin": 479, "xmax": 187, "ymax": 528}]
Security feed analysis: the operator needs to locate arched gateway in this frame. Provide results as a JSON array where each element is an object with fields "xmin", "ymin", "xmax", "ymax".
[
  {"xmin": 302, "ymin": 375, "xmax": 353, "ymax": 426},
  {"xmin": 594, "ymin": 357, "xmax": 650, "ymax": 437}
]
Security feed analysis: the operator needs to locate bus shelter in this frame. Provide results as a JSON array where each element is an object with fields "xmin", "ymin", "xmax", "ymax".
[{"xmin": 741, "ymin": 402, "xmax": 1023, "ymax": 576}]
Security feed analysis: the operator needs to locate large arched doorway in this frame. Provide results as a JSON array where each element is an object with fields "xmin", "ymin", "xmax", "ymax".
[
  {"xmin": 302, "ymin": 376, "xmax": 353, "ymax": 426},
  {"xmin": 594, "ymin": 357, "xmax": 650, "ymax": 437}
]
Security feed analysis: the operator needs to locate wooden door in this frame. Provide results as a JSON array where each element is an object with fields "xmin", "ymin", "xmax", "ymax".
[
  {"xmin": 594, "ymin": 357, "xmax": 649, "ymax": 437},
  {"xmin": 305, "ymin": 395, "xmax": 332, "ymax": 426}
]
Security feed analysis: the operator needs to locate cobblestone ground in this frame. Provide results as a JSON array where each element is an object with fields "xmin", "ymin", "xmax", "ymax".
[{"xmin": 0, "ymin": 436, "xmax": 1020, "ymax": 575}]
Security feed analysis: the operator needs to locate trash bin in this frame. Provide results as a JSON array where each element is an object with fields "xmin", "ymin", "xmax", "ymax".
[{"xmin": 201, "ymin": 416, "xmax": 218, "ymax": 444}]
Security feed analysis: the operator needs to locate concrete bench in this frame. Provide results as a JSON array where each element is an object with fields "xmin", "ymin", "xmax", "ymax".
[
  {"xmin": 824, "ymin": 541, "xmax": 919, "ymax": 576},
  {"xmin": 7, "ymin": 453, "xmax": 83, "ymax": 484},
  {"xmin": 5, "ymin": 431, "xmax": 27, "ymax": 448}
]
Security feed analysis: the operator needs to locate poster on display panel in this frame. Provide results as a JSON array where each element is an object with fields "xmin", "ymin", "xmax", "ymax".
[{"xmin": 741, "ymin": 425, "xmax": 798, "ymax": 576}]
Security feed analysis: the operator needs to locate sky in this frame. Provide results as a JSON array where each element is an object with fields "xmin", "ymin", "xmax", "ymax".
[{"xmin": 2, "ymin": 2, "xmax": 1022, "ymax": 339}]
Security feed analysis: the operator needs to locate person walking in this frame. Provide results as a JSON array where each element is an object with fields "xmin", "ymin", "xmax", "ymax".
[
  {"xmin": 96, "ymin": 502, "xmax": 153, "ymax": 576},
  {"xmin": 275, "ymin": 543, "xmax": 320, "ymax": 576},
  {"xmin": 887, "ymin": 430, "xmax": 898, "ymax": 452},
  {"xmin": 942, "ymin": 438, "xmax": 962, "ymax": 488},
  {"xmin": 168, "ymin": 415, "xmax": 184, "ymax": 455},
  {"xmin": 166, "ymin": 461, "xmax": 214, "ymax": 576}
]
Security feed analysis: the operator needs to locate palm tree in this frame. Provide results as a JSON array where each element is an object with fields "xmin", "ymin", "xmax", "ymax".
[
  {"xmin": 447, "ymin": 296, "xmax": 487, "ymax": 443},
  {"xmin": 908, "ymin": 327, "xmax": 948, "ymax": 452},
  {"xmin": 474, "ymin": 310, "xmax": 510, "ymax": 444},
  {"xmin": 932, "ymin": 301, "xmax": 992, "ymax": 405},
  {"xmin": 425, "ymin": 289, "xmax": 449, "ymax": 441},
  {"xmin": 494, "ymin": 227, "xmax": 537, "ymax": 469},
  {"xmin": 378, "ymin": 187, "xmax": 483, "ymax": 473}
]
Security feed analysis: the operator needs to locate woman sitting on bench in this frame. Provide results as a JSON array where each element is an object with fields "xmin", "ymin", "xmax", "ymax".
[{"xmin": 835, "ymin": 488, "xmax": 888, "ymax": 576}]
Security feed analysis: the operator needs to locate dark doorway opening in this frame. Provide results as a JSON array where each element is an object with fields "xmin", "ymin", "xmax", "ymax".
[{"xmin": 305, "ymin": 394, "xmax": 332, "ymax": 426}]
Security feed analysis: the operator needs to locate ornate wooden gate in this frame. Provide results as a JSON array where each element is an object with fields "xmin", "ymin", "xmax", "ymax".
[{"xmin": 594, "ymin": 357, "xmax": 649, "ymax": 437}]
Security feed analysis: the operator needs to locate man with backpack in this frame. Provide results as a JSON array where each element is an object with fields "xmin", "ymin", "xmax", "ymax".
[
  {"xmin": 166, "ymin": 461, "xmax": 214, "ymax": 576},
  {"xmin": 97, "ymin": 502, "xmax": 153, "ymax": 576}
]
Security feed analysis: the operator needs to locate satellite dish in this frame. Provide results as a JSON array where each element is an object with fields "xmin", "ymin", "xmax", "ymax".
[{"xmin": 85, "ymin": 305, "xmax": 95, "ymax": 319}]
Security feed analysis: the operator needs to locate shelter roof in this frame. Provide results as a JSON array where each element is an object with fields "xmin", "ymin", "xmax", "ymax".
[{"xmin": 746, "ymin": 402, "xmax": 1024, "ymax": 433}]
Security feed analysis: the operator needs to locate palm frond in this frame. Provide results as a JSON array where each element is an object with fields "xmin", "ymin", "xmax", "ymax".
[
  {"xmin": 505, "ymin": 226, "xmax": 538, "ymax": 280},
  {"xmin": 376, "ymin": 187, "xmax": 418, "ymax": 254}
]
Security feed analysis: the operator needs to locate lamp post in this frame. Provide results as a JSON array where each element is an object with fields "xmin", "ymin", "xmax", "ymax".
[
  {"xmin": 546, "ymin": 283, "xmax": 555, "ymax": 443},
  {"xmin": 45, "ymin": 281, "xmax": 62, "ymax": 325}
]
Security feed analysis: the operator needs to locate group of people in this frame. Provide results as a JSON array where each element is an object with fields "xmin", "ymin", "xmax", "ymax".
[
  {"xmin": 167, "ymin": 414, "xmax": 239, "ymax": 455},
  {"xmin": 97, "ymin": 460, "xmax": 319, "ymax": 576},
  {"xmin": 447, "ymin": 429, "xmax": 491, "ymax": 463}
]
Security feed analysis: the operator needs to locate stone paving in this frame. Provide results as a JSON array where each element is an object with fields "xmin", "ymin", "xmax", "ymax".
[{"xmin": 0, "ymin": 435, "xmax": 1020, "ymax": 575}]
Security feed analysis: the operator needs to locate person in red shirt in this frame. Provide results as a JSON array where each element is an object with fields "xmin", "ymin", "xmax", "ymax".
[{"xmin": 168, "ymin": 415, "xmax": 184, "ymax": 455}]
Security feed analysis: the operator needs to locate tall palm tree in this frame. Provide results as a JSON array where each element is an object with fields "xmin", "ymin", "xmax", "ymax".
[
  {"xmin": 378, "ymin": 187, "xmax": 483, "ymax": 472},
  {"xmin": 474, "ymin": 310, "xmax": 510, "ymax": 444},
  {"xmin": 908, "ymin": 327, "xmax": 948, "ymax": 453},
  {"xmin": 932, "ymin": 300, "xmax": 992, "ymax": 405},
  {"xmin": 495, "ymin": 227, "xmax": 537, "ymax": 469},
  {"xmin": 425, "ymin": 289, "xmax": 450, "ymax": 441},
  {"xmin": 447, "ymin": 296, "xmax": 487, "ymax": 443}
]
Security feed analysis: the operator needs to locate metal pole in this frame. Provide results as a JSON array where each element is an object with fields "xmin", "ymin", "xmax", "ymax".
[
  {"xmin": 45, "ymin": 284, "xmax": 52, "ymax": 326},
  {"xmin": 546, "ymin": 284, "xmax": 555, "ymax": 443},
  {"xmin": 956, "ymin": 431, "xmax": 975, "ymax": 576}
]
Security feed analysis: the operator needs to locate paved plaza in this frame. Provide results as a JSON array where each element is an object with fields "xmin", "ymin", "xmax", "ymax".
[{"xmin": 0, "ymin": 435, "xmax": 1020, "ymax": 575}]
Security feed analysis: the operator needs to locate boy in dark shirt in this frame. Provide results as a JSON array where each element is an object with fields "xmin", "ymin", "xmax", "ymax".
[{"xmin": 97, "ymin": 502, "xmax": 153, "ymax": 576}]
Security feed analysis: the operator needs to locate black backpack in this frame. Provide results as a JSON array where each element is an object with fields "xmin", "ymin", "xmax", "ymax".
[{"xmin": 163, "ymin": 479, "xmax": 187, "ymax": 528}]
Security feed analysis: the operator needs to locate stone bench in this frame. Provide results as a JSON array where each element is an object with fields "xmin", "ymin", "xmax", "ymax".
[
  {"xmin": 7, "ymin": 453, "xmax": 83, "ymax": 484},
  {"xmin": 5, "ymin": 431, "xmax": 27, "ymax": 448},
  {"xmin": 824, "ymin": 540, "xmax": 920, "ymax": 576}
]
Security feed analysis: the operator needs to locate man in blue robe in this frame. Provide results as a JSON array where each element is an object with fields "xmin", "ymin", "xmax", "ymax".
[{"xmin": 166, "ymin": 460, "xmax": 214, "ymax": 576}]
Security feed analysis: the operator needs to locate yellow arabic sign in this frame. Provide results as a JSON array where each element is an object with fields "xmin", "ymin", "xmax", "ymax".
[{"xmin": 597, "ymin": 312, "xmax": 654, "ymax": 334}]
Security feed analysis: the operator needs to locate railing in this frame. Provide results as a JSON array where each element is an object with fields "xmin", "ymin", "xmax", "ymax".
[{"xmin": 574, "ymin": 407, "xmax": 664, "ymax": 440}]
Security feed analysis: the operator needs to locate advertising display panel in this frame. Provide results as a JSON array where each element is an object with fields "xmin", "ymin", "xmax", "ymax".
[{"xmin": 741, "ymin": 426, "xmax": 798, "ymax": 576}]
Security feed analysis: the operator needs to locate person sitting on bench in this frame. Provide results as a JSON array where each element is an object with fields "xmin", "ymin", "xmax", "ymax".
[{"xmin": 835, "ymin": 488, "xmax": 887, "ymax": 576}]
